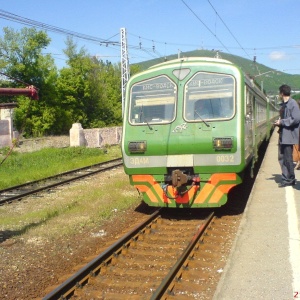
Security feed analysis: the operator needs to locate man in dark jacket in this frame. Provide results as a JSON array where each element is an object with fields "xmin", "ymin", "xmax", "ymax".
[{"xmin": 274, "ymin": 84, "xmax": 300, "ymax": 187}]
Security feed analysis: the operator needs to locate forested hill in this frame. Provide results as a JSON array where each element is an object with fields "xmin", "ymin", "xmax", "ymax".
[{"xmin": 134, "ymin": 49, "xmax": 300, "ymax": 96}]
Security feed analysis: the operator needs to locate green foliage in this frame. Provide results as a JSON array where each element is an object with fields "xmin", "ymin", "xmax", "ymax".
[
  {"xmin": 0, "ymin": 27, "xmax": 51, "ymax": 85},
  {"xmin": 0, "ymin": 27, "xmax": 61, "ymax": 136},
  {"xmin": 56, "ymin": 38, "xmax": 123, "ymax": 130},
  {"xmin": 0, "ymin": 28, "xmax": 123, "ymax": 137},
  {"xmin": 293, "ymin": 93, "xmax": 300, "ymax": 100},
  {"xmin": 0, "ymin": 146, "xmax": 11, "ymax": 156}
]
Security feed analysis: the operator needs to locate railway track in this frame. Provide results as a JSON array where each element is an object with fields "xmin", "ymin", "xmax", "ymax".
[
  {"xmin": 0, "ymin": 158, "xmax": 122, "ymax": 205},
  {"xmin": 42, "ymin": 210, "xmax": 232, "ymax": 299}
]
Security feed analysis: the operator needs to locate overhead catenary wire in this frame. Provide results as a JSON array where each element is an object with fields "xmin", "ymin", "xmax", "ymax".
[
  {"xmin": 0, "ymin": 7, "xmax": 236, "ymax": 63},
  {"xmin": 0, "ymin": 8, "xmax": 299, "ymax": 68},
  {"xmin": 206, "ymin": 0, "xmax": 251, "ymax": 60},
  {"xmin": 180, "ymin": 0, "xmax": 231, "ymax": 54},
  {"xmin": 0, "ymin": 9, "xmax": 119, "ymax": 45}
]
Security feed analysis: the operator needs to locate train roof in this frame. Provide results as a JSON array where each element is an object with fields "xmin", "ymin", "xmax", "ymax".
[{"xmin": 147, "ymin": 56, "xmax": 234, "ymax": 69}]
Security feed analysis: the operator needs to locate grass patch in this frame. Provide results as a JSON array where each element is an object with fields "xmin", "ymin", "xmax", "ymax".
[
  {"xmin": 0, "ymin": 170, "xmax": 140, "ymax": 239},
  {"xmin": 0, "ymin": 144, "xmax": 142, "ymax": 241},
  {"xmin": 0, "ymin": 145, "xmax": 121, "ymax": 189}
]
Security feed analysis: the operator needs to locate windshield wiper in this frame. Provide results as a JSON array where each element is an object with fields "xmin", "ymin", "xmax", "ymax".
[
  {"xmin": 194, "ymin": 110, "xmax": 210, "ymax": 127},
  {"xmin": 145, "ymin": 118, "xmax": 153, "ymax": 130},
  {"xmin": 138, "ymin": 105, "xmax": 153, "ymax": 130}
]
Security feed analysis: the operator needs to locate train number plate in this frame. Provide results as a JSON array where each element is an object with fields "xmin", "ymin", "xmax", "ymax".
[{"xmin": 216, "ymin": 155, "xmax": 234, "ymax": 163}]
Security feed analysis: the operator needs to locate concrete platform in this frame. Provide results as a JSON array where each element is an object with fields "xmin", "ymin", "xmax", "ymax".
[{"xmin": 213, "ymin": 131, "xmax": 300, "ymax": 300}]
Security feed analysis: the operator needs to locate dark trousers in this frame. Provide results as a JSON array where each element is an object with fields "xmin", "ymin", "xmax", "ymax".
[{"xmin": 278, "ymin": 143, "xmax": 295, "ymax": 183}]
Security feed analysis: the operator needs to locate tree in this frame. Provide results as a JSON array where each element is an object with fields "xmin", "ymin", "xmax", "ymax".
[
  {"xmin": 56, "ymin": 38, "xmax": 96, "ymax": 129},
  {"xmin": 0, "ymin": 28, "xmax": 125, "ymax": 136},
  {"xmin": 57, "ymin": 38, "xmax": 123, "ymax": 129},
  {"xmin": 0, "ymin": 27, "xmax": 60, "ymax": 137},
  {"xmin": 89, "ymin": 59, "xmax": 122, "ymax": 127}
]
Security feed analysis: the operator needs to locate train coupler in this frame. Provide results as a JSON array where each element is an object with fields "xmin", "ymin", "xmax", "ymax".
[
  {"xmin": 171, "ymin": 169, "xmax": 200, "ymax": 188},
  {"xmin": 171, "ymin": 169, "xmax": 188, "ymax": 187}
]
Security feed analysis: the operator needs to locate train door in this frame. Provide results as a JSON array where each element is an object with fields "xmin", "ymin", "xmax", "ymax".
[{"xmin": 245, "ymin": 87, "xmax": 254, "ymax": 163}]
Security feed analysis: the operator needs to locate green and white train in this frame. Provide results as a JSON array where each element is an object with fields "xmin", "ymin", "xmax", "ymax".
[{"xmin": 121, "ymin": 57, "xmax": 278, "ymax": 208}]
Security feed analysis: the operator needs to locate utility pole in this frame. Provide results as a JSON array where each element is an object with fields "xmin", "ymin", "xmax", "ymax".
[{"xmin": 120, "ymin": 28, "xmax": 130, "ymax": 117}]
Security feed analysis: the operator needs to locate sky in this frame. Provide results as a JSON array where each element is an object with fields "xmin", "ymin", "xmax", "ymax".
[{"xmin": 0, "ymin": 0, "xmax": 300, "ymax": 75}]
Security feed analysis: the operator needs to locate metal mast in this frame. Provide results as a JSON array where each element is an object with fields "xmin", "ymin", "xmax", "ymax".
[{"xmin": 120, "ymin": 28, "xmax": 130, "ymax": 117}]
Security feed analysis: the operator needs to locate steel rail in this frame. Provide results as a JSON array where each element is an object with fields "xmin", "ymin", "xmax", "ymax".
[
  {"xmin": 0, "ymin": 158, "xmax": 122, "ymax": 205},
  {"xmin": 42, "ymin": 209, "xmax": 161, "ymax": 300},
  {"xmin": 150, "ymin": 211, "xmax": 215, "ymax": 299}
]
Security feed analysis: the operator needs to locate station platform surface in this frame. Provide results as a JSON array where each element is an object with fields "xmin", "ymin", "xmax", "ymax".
[{"xmin": 213, "ymin": 131, "xmax": 300, "ymax": 300}]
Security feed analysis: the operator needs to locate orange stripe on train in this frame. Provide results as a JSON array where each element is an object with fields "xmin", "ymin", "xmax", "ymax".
[
  {"xmin": 134, "ymin": 184, "xmax": 159, "ymax": 203},
  {"xmin": 132, "ymin": 173, "xmax": 237, "ymax": 205},
  {"xmin": 194, "ymin": 173, "xmax": 237, "ymax": 203},
  {"xmin": 132, "ymin": 175, "xmax": 170, "ymax": 203}
]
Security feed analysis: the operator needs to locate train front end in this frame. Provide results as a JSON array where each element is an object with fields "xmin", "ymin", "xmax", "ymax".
[{"xmin": 121, "ymin": 57, "xmax": 245, "ymax": 208}]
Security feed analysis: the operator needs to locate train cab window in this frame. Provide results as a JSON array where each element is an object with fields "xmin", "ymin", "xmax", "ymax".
[
  {"xmin": 129, "ymin": 76, "xmax": 176, "ymax": 125},
  {"xmin": 184, "ymin": 72, "xmax": 235, "ymax": 121}
]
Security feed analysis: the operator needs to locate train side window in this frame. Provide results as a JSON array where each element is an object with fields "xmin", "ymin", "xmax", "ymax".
[{"xmin": 246, "ymin": 90, "xmax": 253, "ymax": 116}]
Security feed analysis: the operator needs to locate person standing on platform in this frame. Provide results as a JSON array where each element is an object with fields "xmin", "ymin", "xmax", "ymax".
[
  {"xmin": 274, "ymin": 84, "xmax": 300, "ymax": 187},
  {"xmin": 293, "ymin": 99, "xmax": 300, "ymax": 169}
]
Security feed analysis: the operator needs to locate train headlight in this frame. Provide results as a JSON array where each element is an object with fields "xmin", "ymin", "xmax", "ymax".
[
  {"xmin": 128, "ymin": 141, "xmax": 147, "ymax": 153},
  {"xmin": 213, "ymin": 137, "xmax": 233, "ymax": 150}
]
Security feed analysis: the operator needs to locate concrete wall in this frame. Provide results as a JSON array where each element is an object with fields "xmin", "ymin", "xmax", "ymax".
[
  {"xmin": 0, "ymin": 120, "xmax": 11, "ymax": 147},
  {"xmin": 0, "ymin": 108, "xmax": 13, "ymax": 148},
  {"xmin": 70, "ymin": 123, "xmax": 122, "ymax": 148},
  {"xmin": 0, "ymin": 121, "xmax": 122, "ymax": 150}
]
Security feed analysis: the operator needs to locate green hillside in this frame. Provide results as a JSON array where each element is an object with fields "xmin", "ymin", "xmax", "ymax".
[{"xmin": 133, "ymin": 49, "xmax": 300, "ymax": 97}]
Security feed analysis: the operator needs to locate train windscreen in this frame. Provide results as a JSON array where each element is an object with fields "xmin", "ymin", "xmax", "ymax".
[
  {"xmin": 184, "ymin": 72, "xmax": 235, "ymax": 121},
  {"xmin": 129, "ymin": 76, "xmax": 176, "ymax": 124}
]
